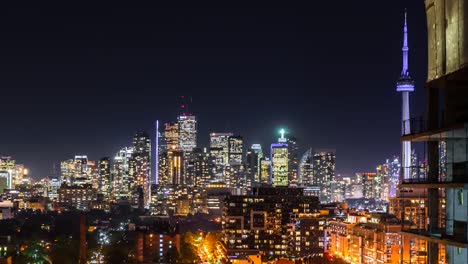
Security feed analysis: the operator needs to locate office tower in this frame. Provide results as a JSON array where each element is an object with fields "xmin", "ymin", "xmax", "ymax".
[
  {"xmin": 0, "ymin": 172, "xmax": 11, "ymax": 193},
  {"xmin": 167, "ymin": 148, "xmax": 184, "ymax": 185},
  {"xmin": 287, "ymin": 136, "xmax": 299, "ymax": 186},
  {"xmin": 210, "ymin": 132, "xmax": 232, "ymax": 163},
  {"xmin": 130, "ymin": 132, "xmax": 151, "ymax": 207},
  {"xmin": 112, "ymin": 147, "xmax": 133, "ymax": 199},
  {"xmin": 60, "ymin": 159, "xmax": 75, "ymax": 185},
  {"xmin": 164, "ymin": 122, "xmax": 179, "ymax": 151},
  {"xmin": 0, "ymin": 157, "xmax": 16, "ymax": 190},
  {"xmin": 60, "ymin": 155, "xmax": 92, "ymax": 186},
  {"xmin": 299, "ymin": 148, "xmax": 314, "ymax": 186},
  {"xmin": 259, "ymin": 158, "xmax": 271, "ymax": 185},
  {"xmin": 98, "ymin": 157, "xmax": 111, "ymax": 199},
  {"xmin": 225, "ymin": 136, "xmax": 244, "ymax": 188},
  {"xmin": 270, "ymin": 143, "xmax": 289, "ymax": 187},
  {"xmin": 187, "ymin": 148, "xmax": 212, "ymax": 187},
  {"xmin": 398, "ymin": 3, "xmax": 468, "ymax": 263},
  {"xmin": 177, "ymin": 115, "xmax": 197, "ymax": 153},
  {"xmin": 245, "ymin": 148, "xmax": 259, "ymax": 188},
  {"xmin": 209, "ymin": 132, "xmax": 233, "ymax": 182},
  {"xmin": 251, "ymin": 144, "xmax": 263, "ymax": 182},
  {"xmin": 48, "ymin": 177, "xmax": 61, "ymax": 200},
  {"xmin": 313, "ymin": 150, "xmax": 336, "ymax": 203},
  {"xmin": 222, "ymin": 187, "xmax": 322, "ymax": 258},
  {"xmin": 228, "ymin": 136, "xmax": 243, "ymax": 165}
]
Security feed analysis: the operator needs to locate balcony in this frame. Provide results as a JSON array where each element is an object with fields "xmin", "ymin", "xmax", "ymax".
[
  {"xmin": 401, "ymin": 227, "xmax": 468, "ymax": 248},
  {"xmin": 401, "ymin": 114, "xmax": 467, "ymax": 142},
  {"xmin": 400, "ymin": 161, "xmax": 468, "ymax": 188}
]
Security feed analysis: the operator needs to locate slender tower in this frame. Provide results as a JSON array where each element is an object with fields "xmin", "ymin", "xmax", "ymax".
[{"xmin": 396, "ymin": 10, "xmax": 414, "ymax": 180}]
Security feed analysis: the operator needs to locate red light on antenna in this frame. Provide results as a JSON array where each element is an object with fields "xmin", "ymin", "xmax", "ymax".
[{"xmin": 181, "ymin": 105, "xmax": 185, "ymax": 108}]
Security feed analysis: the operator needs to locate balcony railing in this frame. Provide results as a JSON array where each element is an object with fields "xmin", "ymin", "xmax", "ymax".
[
  {"xmin": 401, "ymin": 227, "xmax": 468, "ymax": 247},
  {"xmin": 401, "ymin": 161, "xmax": 468, "ymax": 185},
  {"xmin": 402, "ymin": 112, "xmax": 446, "ymax": 136}
]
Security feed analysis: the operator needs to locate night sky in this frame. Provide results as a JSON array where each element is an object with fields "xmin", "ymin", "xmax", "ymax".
[{"xmin": 0, "ymin": 1, "xmax": 428, "ymax": 178}]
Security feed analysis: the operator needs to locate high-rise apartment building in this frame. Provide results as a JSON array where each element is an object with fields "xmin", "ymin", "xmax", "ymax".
[
  {"xmin": 313, "ymin": 151, "xmax": 336, "ymax": 203},
  {"xmin": 112, "ymin": 147, "xmax": 133, "ymax": 199},
  {"xmin": 222, "ymin": 187, "xmax": 322, "ymax": 259},
  {"xmin": 98, "ymin": 157, "xmax": 111, "ymax": 199},
  {"xmin": 387, "ymin": 157, "xmax": 401, "ymax": 198},
  {"xmin": 129, "ymin": 132, "xmax": 151, "ymax": 207},
  {"xmin": 398, "ymin": 4, "xmax": 468, "ymax": 263}
]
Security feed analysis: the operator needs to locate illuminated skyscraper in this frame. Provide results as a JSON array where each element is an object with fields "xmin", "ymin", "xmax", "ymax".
[
  {"xmin": 387, "ymin": 156, "xmax": 401, "ymax": 198},
  {"xmin": 259, "ymin": 158, "xmax": 271, "ymax": 185},
  {"xmin": 251, "ymin": 144, "xmax": 263, "ymax": 182},
  {"xmin": 210, "ymin": 133, "xmax": 233, "ymax": 182},
  {"xmin": 287, "ymin": 137, "xmax": 299, "ymax": 186},
  {"xmin": 299, "ymin": 148, "xmax": 314, "ymax": 186},
  {"xmin": 0, "ymin": 157, "xmax": 16, "ymax": 190},
  {"xmin": 98, "ymin": 157, "xmax": 111, "ymax": 199},
  {"xmin": 361, "ymin": 172, "xmax": 378, "ymax": 199},
  {"xmin": 164, "ymin": 122, "xmax": 179, "ymax": 151},
  {"xmin": 13, "ymin": 164, "xmax": 25, "ymax": 188},
  {"xmin": 228, "ymin": 136, "xmax": 243, "ymax": 165},
  {"xmin": 312, "ymin": 150, "xmax": 335, "ymax": 203},
  {"xmin": 270, "ymin": 143, "xmax": 289, "ymax": 187},
  {"xmin": 112, "ymin": 147, "xmax": 133, "ymax": 199},
  {"xmin": 177, "ymin": 115, "xmax": 197, "ymax": 153},
  {"xmin": 210, "ymin": 133, "xmax": 232, "ymax": 163},
  {"xmin": 130, "ymin": 132, "xmax": 151, "ymax": 207},
  {"xmin": 60, "ymin": 155, "xmax": 92, "ymax": 186},
  {"xmin": 187, "ymin": 148, "xmax": 212, "ymax": 187},
  {"xmin": 226, "ymin": 136, "xmax": 244, "ymax": 188},
  {"xmin": 167, "ymin": 148, "xmax": 184, "ymax": 185},
  {"xmin": 245, "ymin": 148, "xmax": 259, "ymax": 188}
]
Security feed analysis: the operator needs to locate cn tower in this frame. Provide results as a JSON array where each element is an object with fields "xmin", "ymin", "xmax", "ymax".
[{"xmin": 396, "ymin": 10, "xmax": 414, "ymax": 180}]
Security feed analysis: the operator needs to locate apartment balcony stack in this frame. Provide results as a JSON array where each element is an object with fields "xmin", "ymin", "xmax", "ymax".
[{"xmin": 399, "ymin": 1, "xmax": 468, "ymax": 263}]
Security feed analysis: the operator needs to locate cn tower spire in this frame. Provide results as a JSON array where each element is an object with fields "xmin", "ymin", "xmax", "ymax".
[
  {"xmin": 402, "ymin": 9, "xmax": 409, "ymax": 76},
  {"xmin": 396, "ymin": 9, "xmax": 414, "ymax": 93}
]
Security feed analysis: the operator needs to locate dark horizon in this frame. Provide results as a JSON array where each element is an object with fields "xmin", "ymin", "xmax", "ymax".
[{"xmin": 0, "ymin": 1, "xmax": 429, "ymax": 178}]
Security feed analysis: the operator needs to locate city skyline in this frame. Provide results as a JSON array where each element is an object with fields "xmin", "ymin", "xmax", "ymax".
[
  {"xmin": 0, "ymin": 1, "xmax": 466, "ymax": 263},
  {"xmin": 1, "ymin": 1, "xmax": 427, "ymax": 178}
]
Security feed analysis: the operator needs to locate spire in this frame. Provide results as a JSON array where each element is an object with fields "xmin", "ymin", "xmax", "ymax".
[
  {"xmin": 396, "ymin": 9, "xmax": 414, "ymax": 92},
  {"xmin": 402, "ymin": 9, "xmax": 409, "ymax": 76}
]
